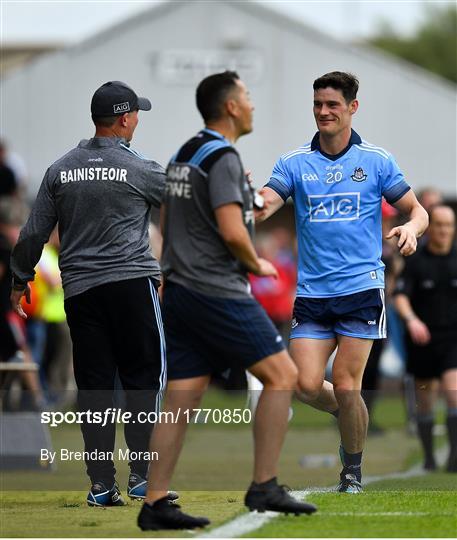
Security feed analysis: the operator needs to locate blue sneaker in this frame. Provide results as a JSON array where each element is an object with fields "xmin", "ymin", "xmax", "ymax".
[
  {"xmin": 337, "ymin": 473, "xmax": 363, "ymax": 493},
  {"xmin": 127, "ymin": 473, "xmax": 179, "ymax": 501},
  {"xmin": 87, "ymin": 482, "xmax": 126, "ymax": 507}
]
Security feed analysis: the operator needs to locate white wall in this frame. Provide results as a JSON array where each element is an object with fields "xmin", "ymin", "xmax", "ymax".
[{"xmin": 1, "ymin": 1, "xmax": 456, "ymax": 196}]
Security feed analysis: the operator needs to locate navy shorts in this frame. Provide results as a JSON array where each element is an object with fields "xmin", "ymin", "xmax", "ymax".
[
  {"xmin": 163, "ymin": 281, "xmax": 285, "ymax": 380},
  {"xmin": 290, "ymin": 289, "xmax": 386, "ymax": 340}
]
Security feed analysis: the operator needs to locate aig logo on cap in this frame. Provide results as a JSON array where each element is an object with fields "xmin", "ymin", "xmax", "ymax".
[{"xmin": 113, "ymin": 102, "xmax": 130, "ymax": 114}]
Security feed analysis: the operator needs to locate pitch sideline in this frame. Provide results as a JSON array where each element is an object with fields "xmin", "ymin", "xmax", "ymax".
[{"xmin": 200, "ymin": 447, "xmax": 448, "ymax": 538}]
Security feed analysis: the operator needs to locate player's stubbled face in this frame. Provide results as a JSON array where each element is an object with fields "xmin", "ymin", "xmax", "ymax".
[
  {"xmin": 313, "ymin": 87, "xmax": 353, "ymax": 136},
  {"xmin": 233, "ymin": 79, "xmax": 254, "ymax": 135}
]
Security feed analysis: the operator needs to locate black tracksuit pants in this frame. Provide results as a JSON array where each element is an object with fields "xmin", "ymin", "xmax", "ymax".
[{"xmin": 64, "ymin": 277, "xmax": 165, "ymax": 486}]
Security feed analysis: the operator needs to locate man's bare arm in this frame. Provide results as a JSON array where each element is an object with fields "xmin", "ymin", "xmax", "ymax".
[
  {"xmin": 255, "ymin": 187, "xmax": 285, "ymax": 223},
  {"xmin": 215, "ymin": 203, "xmax": 278, "ymax": 278},
  {"xmin": 386, "ymin": 190, "xmax": 428, "ymax": 256}
]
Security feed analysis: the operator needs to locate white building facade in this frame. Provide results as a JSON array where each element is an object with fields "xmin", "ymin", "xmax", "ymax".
[{"xmin": 1, "ymin": 1, "xmax": 456, "ymax": 195}]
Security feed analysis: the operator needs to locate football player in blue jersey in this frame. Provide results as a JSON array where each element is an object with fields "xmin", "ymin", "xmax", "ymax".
[{"xmin": 257, "ymin": 72, "xmax": 428, "ymax": 493}]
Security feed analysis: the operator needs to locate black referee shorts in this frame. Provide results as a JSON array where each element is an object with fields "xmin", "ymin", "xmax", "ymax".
[{"xmin": 406, "ymin": 332, "xmax": 457, "ymax": 379}]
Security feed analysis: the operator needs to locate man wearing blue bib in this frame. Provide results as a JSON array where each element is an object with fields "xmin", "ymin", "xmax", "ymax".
[{"xmin": 259, "ymin": 72, "xmax": 428, "ymax": 492}]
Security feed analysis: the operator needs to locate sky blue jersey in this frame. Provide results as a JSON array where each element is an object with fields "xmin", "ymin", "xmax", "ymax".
[{"xmin": 265, "ymin": 130, "xmax": 410, "ymax": 298}]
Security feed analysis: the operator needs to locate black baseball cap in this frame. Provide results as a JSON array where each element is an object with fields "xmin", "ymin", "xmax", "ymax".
[{"xmin": 91, "ymin": 81, "xmax": 152, "ymax": 117}]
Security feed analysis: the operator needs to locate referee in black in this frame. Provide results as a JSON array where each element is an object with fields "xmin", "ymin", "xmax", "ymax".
[
  {"xmin": 394, "ymin": 204, "xmax": 457, "ymax": 472},
  {"xmin": 10, "ymin": 81, "xmax": 168, "ymax": 505}
]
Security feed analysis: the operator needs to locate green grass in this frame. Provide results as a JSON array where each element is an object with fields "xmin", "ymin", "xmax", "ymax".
[
  {"xmin": 0, "ymin": 490, "xmax": 245, "ymax": 538},
  {"xmin": 1, "ymin": 393, "xmax": 456, "ymax": 537},
  {"xmin": 249, "ymin": 486, "xmax": 457, "ymax": 538},
  {"xmin": 2, "ymin": 473, "xmax": 456, "ymax": 537},
  {"xmin": 368, "ymin": 472, "xmax": 457, "ymax": 491}
]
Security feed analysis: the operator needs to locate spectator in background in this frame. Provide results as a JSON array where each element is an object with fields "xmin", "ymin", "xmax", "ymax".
[
  {"xmin": 250, "ymin": 228, "xmax": 296, "ymax": 339},
  {"xmin": 416, "ymin": 188, "xmax": 443, "ymax": 248},
  {"xmin": 270, "ymin": 227, "xmax": 296, "ymax": 270},
  {"xmin": 0, "ymin": 138, "xmax": 29, "ymax": 197},
  {"xmin": 36, "ymin": 228, "xmax": 73, "ymax": 404},
  {"xmin": 417, "ymin": 188, "xmax": 443, "ymax": 212},
  {"xmin": 0, "ymin": 197, "xmax": 44, "ymax": 409},
  {"xmin": 402, "ymin": 187, "xmax": 445, "ymax": 431},
  {"xmin": 394, "ymin": 205, "xmax": 457, "ymax": 472},
  {"xmin": 401, "ymin": 187, "xmax": 444, "ymax": 430},
  {"xmin": 20, "ymin": 257, "xmax": 48, "ymax": 381},
  {"xmin": 0, "ymin": 140, "xmax": 19, "ymax": 198},
  {"xmin": 0, "ymin": 198, "xmax": 23, "ymax": 362}
]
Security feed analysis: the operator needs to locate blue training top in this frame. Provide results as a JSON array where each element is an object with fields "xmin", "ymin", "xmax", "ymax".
[{"xmin": 265, "ymin": 129, "xmax": 410, "ymax": 298}]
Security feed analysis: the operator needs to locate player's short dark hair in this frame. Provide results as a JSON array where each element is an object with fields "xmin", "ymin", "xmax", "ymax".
[
  {"xmin": 313, "ymin": 72, "xmax": 359, "ymax": 103},
  {"xmin": 196, "ymin": 71, "xmax": 240, "ymax": 123},
  {"xmin": 91, "ymin": 114, "xmax": 119, "ymax": 127}
]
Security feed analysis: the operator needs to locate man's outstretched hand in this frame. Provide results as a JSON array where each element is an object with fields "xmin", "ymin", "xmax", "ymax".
[{"xmin": 385, "ymin": 224, "xmax": 417, "ymax": 256}]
